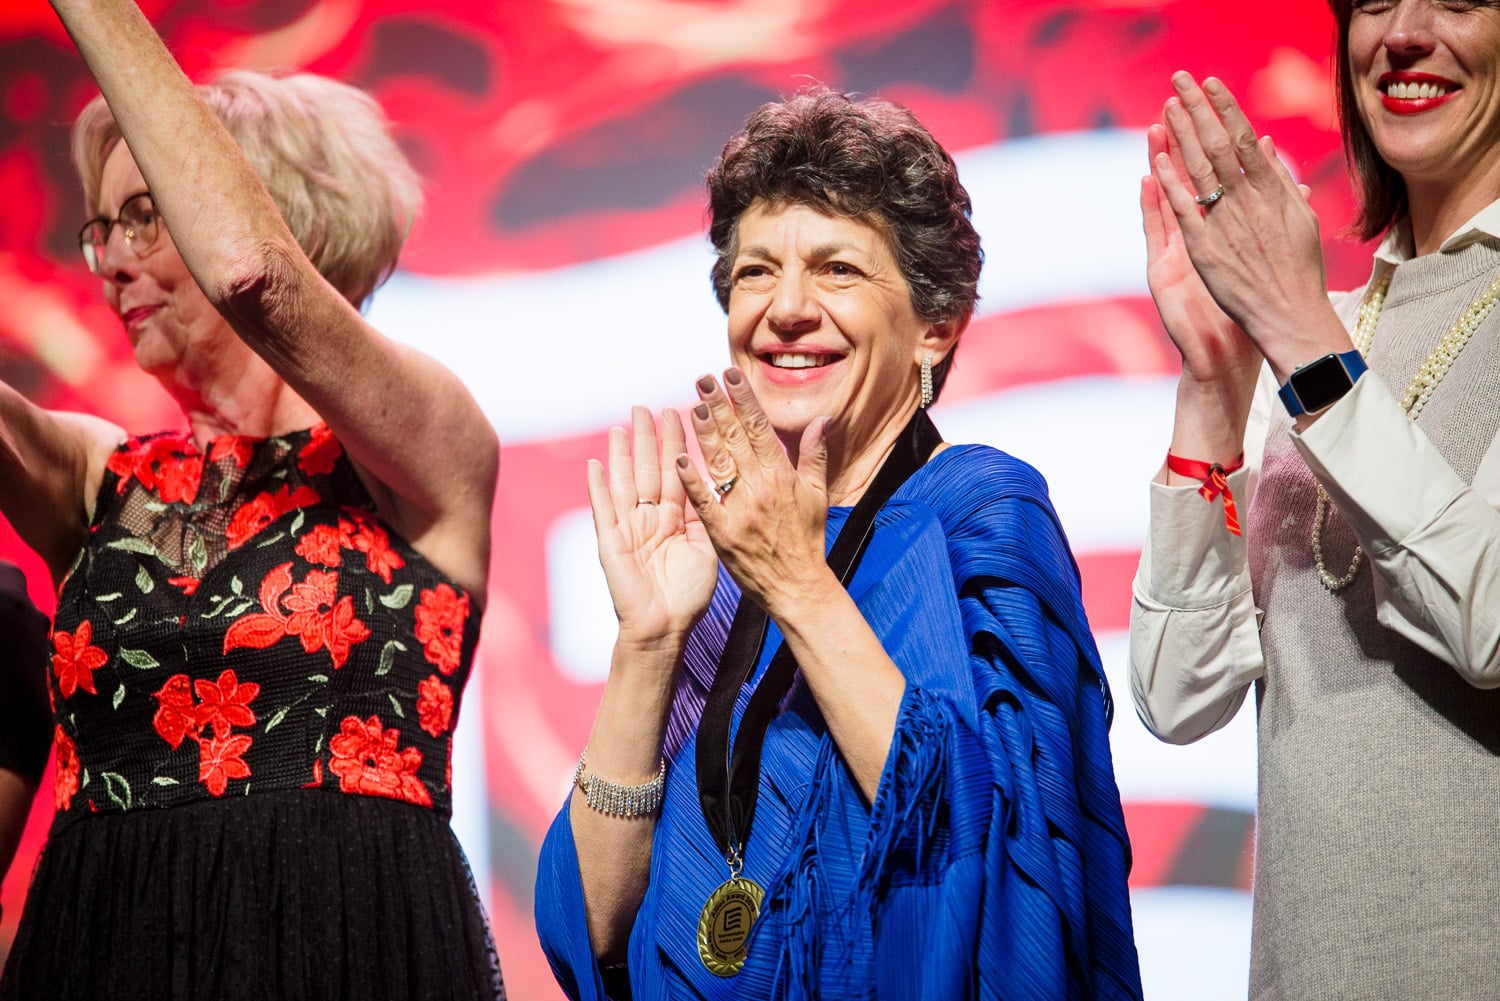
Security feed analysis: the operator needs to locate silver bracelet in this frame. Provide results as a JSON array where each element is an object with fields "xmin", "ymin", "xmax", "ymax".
[{"xmin": 573, "ymin": 749, "xmax": 666, "ymax": 818}]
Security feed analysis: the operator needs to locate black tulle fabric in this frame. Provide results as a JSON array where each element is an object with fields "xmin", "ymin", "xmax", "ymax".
[{"xmin": 1, "ymin": 426, "xmax": 504, "ymax": 1000}]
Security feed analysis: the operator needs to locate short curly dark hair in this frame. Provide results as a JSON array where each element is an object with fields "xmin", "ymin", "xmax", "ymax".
[{"xmin": 706, "ymin": 88, "xmax": 982, "ymax": 401}]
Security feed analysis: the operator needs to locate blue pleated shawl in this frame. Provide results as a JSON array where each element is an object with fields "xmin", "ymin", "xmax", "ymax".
[{"xmin": 535, "ymin": 444, "xmax": 1143, "ymax": 1000}]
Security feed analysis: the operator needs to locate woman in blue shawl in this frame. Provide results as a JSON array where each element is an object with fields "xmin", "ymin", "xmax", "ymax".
[{"xmin": 536, "ymin": 88, "xmax": 1142, "ymax": 1000}]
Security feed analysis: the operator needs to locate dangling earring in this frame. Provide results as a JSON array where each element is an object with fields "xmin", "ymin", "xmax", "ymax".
[{"xmin": 919, "ymin": 353, "xmax": 934, "ymax": 409}]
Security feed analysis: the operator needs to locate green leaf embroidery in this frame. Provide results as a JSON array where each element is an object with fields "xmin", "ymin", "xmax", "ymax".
[
  {"xmin": 144, "ymin": 500, "xmax": 168, "ymax": 513},
  {"xmin": 119, "ymin": 648, "xmax": 160, "ymax": 670},
  {"xmin": 96, "ymin": 592, "xmax": 123, "ymax": 602},
  {"xmin": 100, "ymin": 771, "xmax": 132, "ymax": 810},
  {"xmin": 388, "ymin": 693, "xmax": 405, "ymax": 718},
  {"xmin": 203, "ymin": 594, "xmax": 238, "ymax": 618},
  {"xmin": 229, "ymin": 599, "xmax": 255, "ymax": 617},
  {"xmin": 219, "ymin": 475, "xmax": 233, "ymax": 503},
  {"xmin": 375, "ymin": 639, "xmax": 405, "ymax": 677},
  {"xmin": 264, "ymin": 707, "xmax": 289, "ymax": 733},
  {"xmin": 378, "ymin": 584, "xmax": 414, "ymax": 610},
  {"xmin": 112, "ymin": 607, "xmax": 138, "ymax": 627},
  {"xmin": 112, "ymin": 685, "xmax": 126, "ymax": 710},
  {"xmin": 189, "ymin": 535, "xmax": 208, "ymax": 575},
  {"xmin": 314, "ymin": 734, "xmax": 324, "ymax": 754},
  {"xmin": 290, "ymin": 510, "xmax": 305, "ymax": 536},
  {"xmin": 230, "ymin": 576, "xmax": 245, "ymax": 596},
  {"xmin": 257, "ymin": 531, "xmax": 286, "ymax": 549},
  {"xmin": 135, "ymin": 564, "xmax": 155, "ymax": 594},
  {"xmin": 151, "ymin": 776, "xmax": 179, "ymax": 786},
  {"xmin": 313, "ymin": 707, "xmax": 328, "ymax": 717},
  {"xmin": 107, "ymin": 537, "xmax": 161, "ymax": 560},
  {"xmin": 307, "ymin": 674, "xmax": 329, "ymax": 684}
]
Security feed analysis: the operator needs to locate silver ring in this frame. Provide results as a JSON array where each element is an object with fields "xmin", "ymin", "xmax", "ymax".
[
  {"xmin": 1195, "ymin": 184, "xmax": 1226, "ymax": 207},
  {"xmin": 636, "ymin": 499, "xmax": 657, "ymax": 506},
  {"xmin": 713, "ymin": 475, "xmax": 738, "ymax": 497}
]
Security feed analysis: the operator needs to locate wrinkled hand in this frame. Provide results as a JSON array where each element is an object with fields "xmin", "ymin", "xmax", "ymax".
[
  {"xmin": 1155, "ymin": 73, "xmax": 1340, "ymax": 368},
  {"xmin": 1142, "ymin": 122, "xmax": 1262, "ymax": 393},
  {"xmin": 589, "ymin": 406, "xmax": 719, "ymax": 648},
  {"xmin": 674, "ymin": 371, "xmax": 832, "ymax": 618}
]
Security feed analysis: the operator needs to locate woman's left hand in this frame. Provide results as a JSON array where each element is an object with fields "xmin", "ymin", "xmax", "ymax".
[
  {"xmin": 1154, "ymin": 72, "xmax": 1351, "ymax": 380},
  {"xmin": 674, "ymin": 371, "xmax": 834, "ymax": 618}
]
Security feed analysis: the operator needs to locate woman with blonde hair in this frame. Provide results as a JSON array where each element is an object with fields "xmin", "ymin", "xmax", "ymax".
[{"xmin": 1, "ymin": 1, "xmax": 504, "ymax": 997}]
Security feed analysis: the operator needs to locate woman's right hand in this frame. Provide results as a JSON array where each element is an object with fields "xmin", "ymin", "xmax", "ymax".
[{"xmin": 589, "ymin": 406, "xmax": 719, "ymax": 652}]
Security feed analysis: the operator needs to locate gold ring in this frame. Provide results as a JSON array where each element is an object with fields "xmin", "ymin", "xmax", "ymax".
[{"xmin": 713, "ymin": 475, "xmax": 738, "ymax": 497}]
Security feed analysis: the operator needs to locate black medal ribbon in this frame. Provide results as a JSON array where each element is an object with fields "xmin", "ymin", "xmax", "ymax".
[{"xmin": 695, "ymin": 409, "xmax": 943, "ymax": 867}]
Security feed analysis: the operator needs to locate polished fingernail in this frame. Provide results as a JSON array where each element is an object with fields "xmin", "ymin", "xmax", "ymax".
[
  {"xmin": 676, "ymin": 455, "xmax": 691, "ymax": 469},
  {"xmin": 697, "ymin": 375, "xmax": 715, "ymax": 394},
  {"xmin": 724, "ymin": 368, "xmax": 743, "ymax": 386},
  {"xmin": 694, "ymin": 404, "xmax": 710, "ymax": 420}
]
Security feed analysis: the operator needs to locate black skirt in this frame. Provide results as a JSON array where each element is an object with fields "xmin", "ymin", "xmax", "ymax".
[{"xmin": 1, "ymin": 790, "xmax": 505, "ymax": 1000}]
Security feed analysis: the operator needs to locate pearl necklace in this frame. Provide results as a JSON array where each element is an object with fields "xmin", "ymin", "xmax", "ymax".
[{"xmin": 1313, "ymin": 266, "xmax": 1500, "ymax": 591}]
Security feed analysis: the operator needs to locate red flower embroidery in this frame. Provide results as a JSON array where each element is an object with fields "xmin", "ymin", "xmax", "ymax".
[
  {"xmin": 223, "ymin": 562, "xmax": 371, "ymax": 669},
  {"xmin": 345, "ymin": 513, "xmax": 405, "ymax": 584},
  {"xmin": 298, "ymin": 424, "xmax": 342, "ymax": 476},
  {"xmin": 198, "ymin": 733, "xmax": 253, "ymax": 797},
  {"xmin": 152, "ymin": 674, "xmax": 197, "ymax": 750},
  {"xmin": 193, "ymin": 669, "xmax": 260, "ymax": 738},
  {"xmin": 327, "ymin": 715, "xmax": 432, "ymax": 807},
  {"xmin": 54, "ymin": 726, "xmax": 80, "ymax": 811},
  {"xmin": 416, "ymin": 675, "xmax": 454, "ymax": 737},
  {"xmin": 53, "ymin": 620, "xmax": 108, "ymax": 698},
  {"xmin": 209, "ymin": 435, "xmax": 255, "ymax": 468},
  {"xmin": 415, "ymin": 585, "xmax": 469, "ymax": 675},
  {"xmin": 294, "ymin": 523, "xmax": 347, "ymax": 568},
  {"xmin": 106, "ymin": 436, "xmax": 204, "ymax": 503},
  {"xmin": 167, "ymin": 576, "xmax": 201, "ymax": 595},
  {"xmin": 226, "ymin": 485, "xmax": 321, "ymax": 548}
]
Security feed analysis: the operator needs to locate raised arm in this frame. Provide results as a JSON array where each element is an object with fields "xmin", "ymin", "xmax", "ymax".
[
  {"xmin": 570, "ymin": 407, "xmax": 718, "ymax": 960},
  {"xmin": 48, "ymin": 0, "xmax": 496, "ymax": 597},
  {"xmin": 676, "ymin": 374, "xmax": 909, "ymax": 800}
]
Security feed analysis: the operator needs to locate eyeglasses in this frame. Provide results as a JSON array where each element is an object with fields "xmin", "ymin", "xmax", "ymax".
[{"xmin": 78, "ymin": 192, "xmax": 161, "ymax": 276}]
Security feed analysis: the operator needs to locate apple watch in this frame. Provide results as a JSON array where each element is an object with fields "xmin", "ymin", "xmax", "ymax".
[{"xmin": 1277, "ymin": 350, "xmax": 1368, "ymax": 417}]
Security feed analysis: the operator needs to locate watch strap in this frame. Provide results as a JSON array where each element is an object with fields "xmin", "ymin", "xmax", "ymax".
[{"xmin": 1278, "ymin": 349, "xmax": 1368, "ymax": 417}]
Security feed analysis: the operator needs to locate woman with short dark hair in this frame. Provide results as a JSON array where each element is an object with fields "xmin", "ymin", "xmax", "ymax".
[
  {"xmin": 1131, "ymin": 0, "xmax": 1500, "ymax": 995},
  {"xmin": 537, "ymin": 88, "xmax": 1142, "ymax": 1000}
]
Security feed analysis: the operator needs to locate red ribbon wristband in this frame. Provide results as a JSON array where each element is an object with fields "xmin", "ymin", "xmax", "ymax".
[{"xmin": 1166, "ymin": 451, "xmax": 1246, "ymax": 536}]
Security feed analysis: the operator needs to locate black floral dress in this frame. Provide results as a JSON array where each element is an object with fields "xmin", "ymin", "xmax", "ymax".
[{"xmin": 1, "ymin": 426, "xmax": 505, "ymax": 1001}]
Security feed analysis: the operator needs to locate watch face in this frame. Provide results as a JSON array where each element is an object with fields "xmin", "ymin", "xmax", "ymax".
[{"xmin": 1289, "ymin": 354, "xmax": 1354, "ymax": 414}]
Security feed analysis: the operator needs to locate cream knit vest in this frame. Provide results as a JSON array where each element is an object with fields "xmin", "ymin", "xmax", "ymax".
[{"xmin": 1245, "ymin": 238, "xmax": 1500, "ymax": 1000}]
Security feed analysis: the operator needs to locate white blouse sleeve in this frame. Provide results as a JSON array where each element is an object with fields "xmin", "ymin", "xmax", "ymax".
[
  {"xmin": 1128, "ymin": 374, "xmax": 1276, "ymax": 744},
  {"xmin": 1293, "ymin": 370, "xmax": 1500, "ymax": 688}
]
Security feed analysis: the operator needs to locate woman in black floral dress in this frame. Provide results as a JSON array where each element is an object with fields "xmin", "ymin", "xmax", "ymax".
[{"xmin": 0, "ymin": 1, "xmax": 503, "ymax": 998}]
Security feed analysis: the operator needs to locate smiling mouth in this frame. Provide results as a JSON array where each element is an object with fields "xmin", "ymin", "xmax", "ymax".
[
  {"xmin": 1383, "ymin": 80, "xmax": 1457, "ymax": 100},
  {"xmin": 765, "ymin": 353, "xmax": 839, "ymax": 369}
]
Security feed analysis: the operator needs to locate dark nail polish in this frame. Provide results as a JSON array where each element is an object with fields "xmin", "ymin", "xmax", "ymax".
[
  {"xmin": 694, "ymin": 404, "xmax": 710, "ymax": 420},
  {"xmin": 697, "ymin": 375, "xmax": 715, "ymax": 394},
  {"xmin": 724, "ymin": 368, "xmax": 743, "ymax": 386}
]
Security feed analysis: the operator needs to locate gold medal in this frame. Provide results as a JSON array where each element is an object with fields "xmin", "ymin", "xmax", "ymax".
[{"xmin": 697, "ymin": 876, "xmax": 765, "ymax": 976}]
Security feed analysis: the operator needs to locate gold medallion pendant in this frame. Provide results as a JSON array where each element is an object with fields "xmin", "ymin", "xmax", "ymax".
[{"xmin": 697, "ymin": 876, "xmax": 765, "ymax": 976}]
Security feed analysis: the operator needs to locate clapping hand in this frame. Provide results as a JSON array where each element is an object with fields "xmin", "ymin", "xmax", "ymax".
[
  {"xmin": 589, "ymin": 406, "xmax": 719, "ymax": 651},
  {"xmin": 674, "ymin": 370, "xmax": 833, "ymax": 619}
]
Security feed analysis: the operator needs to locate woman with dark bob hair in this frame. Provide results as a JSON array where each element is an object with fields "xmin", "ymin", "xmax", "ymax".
[
  {"xmin": 1132, "ymin": 0, "xmax": 1500, "ymax": 995},
  {"xmin": 1, "ymin": 0, "xmax": 503, "ymax": 996},
  {"xmin": 536, "ymin": 88, "xmax": 1143, "ymax": 999}
]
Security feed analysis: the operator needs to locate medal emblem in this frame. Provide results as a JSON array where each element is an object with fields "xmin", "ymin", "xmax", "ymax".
[{"xmin": 697, "ymin": 876, "xmax": 765, "ymax": 976}]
